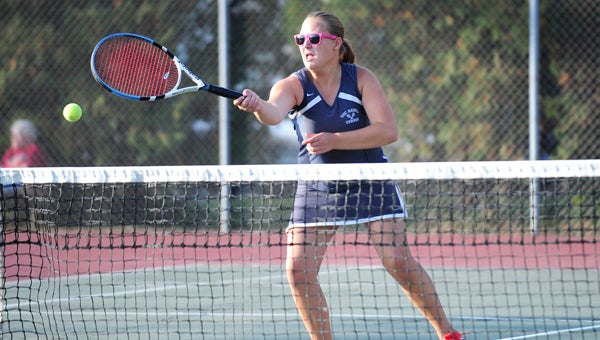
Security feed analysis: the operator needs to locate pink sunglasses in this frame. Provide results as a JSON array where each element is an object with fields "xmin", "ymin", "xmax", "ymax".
[{"xmin": 293, "ymin": 33, "xmax": 338, "ymax": 46}]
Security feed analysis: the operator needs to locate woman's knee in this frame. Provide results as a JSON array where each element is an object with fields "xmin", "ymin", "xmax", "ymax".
[
  {"xmin": 286, "ymin": 257, "xmax": 319, "ymax": 285},
  {"xmin": 380, "ymin": 253, "xmax": 421, "ymax": 280}
]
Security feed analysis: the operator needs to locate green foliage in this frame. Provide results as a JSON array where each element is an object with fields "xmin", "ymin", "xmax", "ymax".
[
  {"xmin": 0, "ymin": 1, "xmax": 597, "ymax": 166},
  {"xmin": 281, "ymin": 0, "xmax": 596, "ymax": 161},
  {"xmin": 1, "ymin": 1, "xmax": 225, "ymax": 166}
]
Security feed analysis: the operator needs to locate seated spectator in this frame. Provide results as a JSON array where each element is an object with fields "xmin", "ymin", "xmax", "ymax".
[{"xmin": 2, "ymin": 119, "xmax": 49, "ymax": 167}]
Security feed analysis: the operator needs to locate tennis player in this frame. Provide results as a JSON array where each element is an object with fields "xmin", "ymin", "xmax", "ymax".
[{"xmin": 235, "ymin": 11, "xmax": 464, "ymax": 340}]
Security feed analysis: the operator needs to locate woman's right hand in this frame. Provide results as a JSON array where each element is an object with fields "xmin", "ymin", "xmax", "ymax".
[{"xmin": 234, "ymin": 89, "xmax": 263, "ymax": 113}]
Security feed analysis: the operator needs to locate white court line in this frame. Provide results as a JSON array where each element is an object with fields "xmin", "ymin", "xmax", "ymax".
[
  {"xmin": 6, "ymin": 265, "xmax": 600, "ymax": 339},
  {"xmin": 31, "ymin": 308, "xmax": 599, "ymax": 340},
  {"xmin": 5, "ymin": 264, "xmax": 285, "ymax": 311},
  {"xmin": 5, "ymin": 282, "xmax": 201, "ymax": 310},
  {"xmin": 5, "ymin": 263, "xmax": 360, "ymax": 311},
  {"xmin": 497, "ymin": 323, "xmax": 600, "ymax": 339},
  {"xmin": 20, "ymin": 307, "xmax": 600, "ymax": 328}
]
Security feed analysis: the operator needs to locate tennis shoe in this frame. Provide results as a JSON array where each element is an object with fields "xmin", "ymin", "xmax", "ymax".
[{"xmin": 444, "ymin": 330, "xmax": 466, "ymax": 340}]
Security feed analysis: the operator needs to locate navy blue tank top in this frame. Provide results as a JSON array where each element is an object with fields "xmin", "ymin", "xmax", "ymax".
[{"xmin": 288, "ymin": 63, "xmax": 389, "ymax": 164}]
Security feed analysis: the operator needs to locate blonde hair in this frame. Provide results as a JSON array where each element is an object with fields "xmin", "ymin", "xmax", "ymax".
[{"xmin": 306, "ymin": 11, "xmax": 355, "ymax": 64}]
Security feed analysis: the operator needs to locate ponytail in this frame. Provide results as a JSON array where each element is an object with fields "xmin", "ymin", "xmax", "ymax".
[{"xmin": 340, "ymin": 39, "xmax": 355, "ymax": 64}]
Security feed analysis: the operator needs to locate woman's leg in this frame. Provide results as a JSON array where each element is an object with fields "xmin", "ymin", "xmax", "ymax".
[
  {"xmin": 368, "ymin": 219, "xmax": 454, "ymax": 339},
  {"xmin": 286, "ymin": 227, "xmax": 336, "ymax": 340}
]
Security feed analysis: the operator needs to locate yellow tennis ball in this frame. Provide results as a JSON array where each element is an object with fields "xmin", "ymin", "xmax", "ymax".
[{"xmin": 63, "ymin": 103, "xmax": 82, "ymax": 122}]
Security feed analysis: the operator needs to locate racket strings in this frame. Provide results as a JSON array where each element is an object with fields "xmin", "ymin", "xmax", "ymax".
[{"xmin": 93, "ymin": 36, "xmax": 179, "ymax": 97}]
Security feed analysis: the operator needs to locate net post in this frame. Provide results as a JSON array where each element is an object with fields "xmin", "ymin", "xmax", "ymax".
[
  {"xmin": 218, "ymin": 0, "xmax": 231, "ymax": 233},
  {"xmin": 529, "ymin": 177, "xmax": 540, "ymax": 234},
  {"xmin": 0, "ymin": 224, "xmax": 3, "ymax": 329},
  {"xmin": 0, "ymin": 221, "xmax": 3, "ymax": 329},
  {"xmin": 0, "ymin": 185, "xmax": 11, "ymax": 328},
  {"xmin": 219, "ymin": 182, "xmax": 231, "ymax": 233},
  {"xmin": 529, "ymin": 0, "xmax": 540, "ymax": 234}
]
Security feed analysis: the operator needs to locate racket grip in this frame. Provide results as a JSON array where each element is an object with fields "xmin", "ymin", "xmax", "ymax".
[{"xmin": 207, "ymin": 85, "xmax": 244, "ymax": 99}]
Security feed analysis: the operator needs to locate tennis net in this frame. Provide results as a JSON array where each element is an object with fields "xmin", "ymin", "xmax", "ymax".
[{"xmin": 1, "ymin": 160, "xmax": 599, "ymax": 339}]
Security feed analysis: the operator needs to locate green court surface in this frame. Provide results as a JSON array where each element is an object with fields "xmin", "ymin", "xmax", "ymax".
[{"xmin": 4, "ymin": 263, "xmax": 599, "ymax": 339}]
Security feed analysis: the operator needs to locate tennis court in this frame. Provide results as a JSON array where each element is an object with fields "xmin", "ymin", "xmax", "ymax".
[
  {"xmin": 2, "ymin": 2, "xmax": 598, "ymax": 338},
  {"xmin": 1, "ymin": 161, "xmax": 599, "ymax": 339},
  {"xmin": 3, "ymin": 229, "xmax": 599, "ymax": 339}
]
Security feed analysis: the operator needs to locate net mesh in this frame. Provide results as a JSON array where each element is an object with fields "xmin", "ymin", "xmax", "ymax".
[{"xmin": 1, "ymin": 161, "xmax": 599, "ymax": 339}]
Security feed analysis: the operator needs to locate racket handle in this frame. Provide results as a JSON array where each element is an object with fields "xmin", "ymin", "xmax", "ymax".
[{"xmin": 207, "ymin": 85, "xmax": 244, "ymax": 99}]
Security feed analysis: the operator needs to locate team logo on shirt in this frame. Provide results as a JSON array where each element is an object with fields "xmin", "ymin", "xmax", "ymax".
[{"xmin": 340, "ymin": 108, "xmax": 360, "ymax": 125}]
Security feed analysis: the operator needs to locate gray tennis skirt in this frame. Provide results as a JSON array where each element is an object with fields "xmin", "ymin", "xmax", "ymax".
[{"xmin": 287, "ymin": 180, "xmax": 406, "ymax": 230}]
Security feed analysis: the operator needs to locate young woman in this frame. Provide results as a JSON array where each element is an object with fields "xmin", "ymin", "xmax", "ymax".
[{"xmin": 234, "ymin": 11, "xmax": 463, "ymax": 340}]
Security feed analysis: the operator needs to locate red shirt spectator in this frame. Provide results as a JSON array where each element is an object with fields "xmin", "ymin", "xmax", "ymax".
[{"xmin": 1, "ymin": 119, "xmax": 49, "ymax": 167}]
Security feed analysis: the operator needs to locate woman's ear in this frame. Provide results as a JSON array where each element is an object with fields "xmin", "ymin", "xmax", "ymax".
[{"xmin": 334, "ymin": 37, "xmax": 343, "ymax": 50}]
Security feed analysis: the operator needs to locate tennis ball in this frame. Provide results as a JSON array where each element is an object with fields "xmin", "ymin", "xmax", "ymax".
[{"xmin": 63, "ymin": 103, "xmax": 82, "ymax": 122}]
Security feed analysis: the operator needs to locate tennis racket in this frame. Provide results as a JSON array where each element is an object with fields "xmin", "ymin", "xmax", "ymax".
[{"xmin": 90, "ymin": 33, "xmax": 243, "ymax": 101}]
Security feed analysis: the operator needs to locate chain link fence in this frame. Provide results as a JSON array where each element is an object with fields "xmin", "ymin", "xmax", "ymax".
[{"xmin": 1, "ymin": 0, "xmax": 598, "ymax": 166}]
